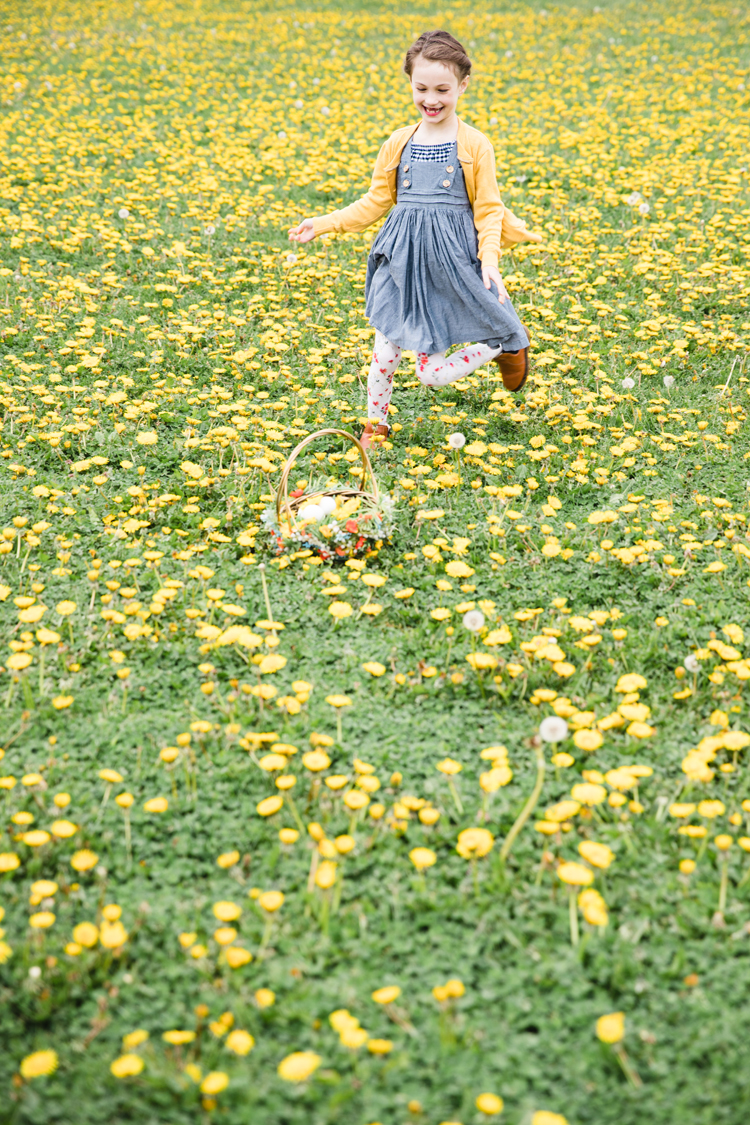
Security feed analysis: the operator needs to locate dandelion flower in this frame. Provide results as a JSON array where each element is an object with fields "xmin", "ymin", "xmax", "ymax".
[
  {"xmin": 476, "ymin": 1092, "xmax": 504, "ymax": 1115},
  {"xmin": 409, "ymin": 847, "xmax": 437, "ymax": 872},
  {"xmin": 596, "ymin": 1011, "xmax": 625, "ymax": 1044},
  {"xmin": 70, "ymin": 849, "xmax": 98, "ymax": 872},
  {"xmin": 201, "ymin": 1071, "xmax": 229, "ymax": 1095},
  {"xmin": 20, "ymin": 1050, "xmax": 58, "ymax": 1079},
  {"xmin": 226, "ymin": 1030, "xmax": 255, "ymax": 1055},
  {"xmin": 463, "ymin": 609, "xmax": 485, "ymax": 632},
  {"xmin": 578, "ymin": 841, "xmax": 614, "ymax": 868},
  {"xmin": 557, "ymin": 862, "xmax": 593, "ymax": 886},
  {"xmin": 110, "ymin": 1054, "xmax": 144, "ymax": 1078},
  {"xmin": 540, "ymin": 716, "xmax": 569, "ymax": 742},
  {"xmin": 367, "ymin": 1038, "xmax": 393, "ymax": 1054},
  {"xmin": 371, "ymin": 985, "xmax": 401, "ymax": 1004},
  {"xmin": 578, "ymin": 888, "xmax": 609, "ymax": 926},
  {"xmin": 277, "ymin": 1051, "xmax": 321, "ymax": 1082},
  {"xmin": 258, "ymin": 890, "xmax": 284, "ymax": 912},
  {"xmin": 456, "ymin": 828, "xmax": 494, "ymax": 858}
]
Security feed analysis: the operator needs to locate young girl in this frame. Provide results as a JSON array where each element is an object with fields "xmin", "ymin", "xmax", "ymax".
[{"xmin": 289, "ymin": 29, "xmax": 541, "ymax": 448}]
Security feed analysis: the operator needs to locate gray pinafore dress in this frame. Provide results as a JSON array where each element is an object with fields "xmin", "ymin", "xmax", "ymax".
[{"xmin": 365, "ymin": 137, "xmax": 528, "ymax": 356}]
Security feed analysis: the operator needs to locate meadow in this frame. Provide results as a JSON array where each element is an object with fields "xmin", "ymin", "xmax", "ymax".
[{"xmin": 1, "ymin": 0, "xmax": 750, "ymax": 1122}]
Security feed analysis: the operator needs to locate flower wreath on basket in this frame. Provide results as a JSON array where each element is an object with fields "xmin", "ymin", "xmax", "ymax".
[{"xmin": 260, "ymin": 428, "xmax": 394, "ymax": 562}]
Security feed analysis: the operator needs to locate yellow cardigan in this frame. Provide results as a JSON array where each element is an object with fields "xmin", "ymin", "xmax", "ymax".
[{"xmin": 312, "ymin": 118, "xmax": 542, "ymax": 269}]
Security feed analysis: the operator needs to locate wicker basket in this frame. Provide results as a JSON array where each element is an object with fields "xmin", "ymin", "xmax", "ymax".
[{"xmin": 275, "ymin": 427, "xmax": 379, "ymax": 530}]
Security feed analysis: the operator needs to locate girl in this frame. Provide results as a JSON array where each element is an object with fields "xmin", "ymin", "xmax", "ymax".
[{"xmin": 289, "ymin": 29, "xmax": 541, "ymax": 449}]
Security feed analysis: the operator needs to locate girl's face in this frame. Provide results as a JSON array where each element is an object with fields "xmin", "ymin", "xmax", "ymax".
[{"xmin": 410, "ymin": 59, "xmax": 468, "ymax": 124}]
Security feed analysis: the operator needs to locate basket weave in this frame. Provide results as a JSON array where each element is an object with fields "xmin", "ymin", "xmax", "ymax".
[{"xmin": 275, "ymin": 428, "xmax": 379, "ymax": 531}]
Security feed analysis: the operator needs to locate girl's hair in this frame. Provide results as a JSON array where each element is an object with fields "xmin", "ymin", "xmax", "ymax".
[{"xmin": 404, "ymin": 30, "xmax": 472, "ymax": 82}]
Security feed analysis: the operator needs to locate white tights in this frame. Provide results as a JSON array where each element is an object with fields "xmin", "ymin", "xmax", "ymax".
[{"xmin": 366, "ymin": 330, "xmax": 502, "ymax": 423}]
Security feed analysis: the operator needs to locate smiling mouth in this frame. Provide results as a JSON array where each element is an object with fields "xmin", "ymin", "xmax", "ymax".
[{"xmin": 422, "ymin": 105, "xmax": 443, "ymax": 116}]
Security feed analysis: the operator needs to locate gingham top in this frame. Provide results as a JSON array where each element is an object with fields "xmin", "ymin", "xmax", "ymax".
[{"xmin": 410, "ymin": 141, "xmax": 455, "ymax": 162}]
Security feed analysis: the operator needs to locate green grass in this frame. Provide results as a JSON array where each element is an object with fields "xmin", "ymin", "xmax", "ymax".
[{"xmin": 1, "ymin": 0, "xmax": 750, "ymax": 1122}]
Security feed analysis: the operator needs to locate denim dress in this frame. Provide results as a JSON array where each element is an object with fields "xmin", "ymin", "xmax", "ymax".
[{"xmin": 365, "ymin": 137, "xmax": 529, "ymax": 356}]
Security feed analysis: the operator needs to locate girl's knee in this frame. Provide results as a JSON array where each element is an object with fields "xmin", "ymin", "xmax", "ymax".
[{"xmin": 417, "ymin": 369, "xmax": 439, "ymax": 387}]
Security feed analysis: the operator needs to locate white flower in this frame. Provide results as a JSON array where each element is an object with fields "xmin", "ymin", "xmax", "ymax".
[
  {"xmin": 295, "ymin": 99, "xmax": 303, "ymax": 109},
  {"xmin": 299, "ymin": 503, "xmax": 323, "ymax": 522},
  {"xmin": 29, "ymin": 965, "xmax": 42, "ymax": 979},
  {"xmin": 320, "ymin": 105, "xmax": 330, "ymax": 116},
  {"xmin": 205, "ymin": 224, "xmax": 216, "ymax": 236},
  {"xmin": 448, "ymin": 432, "xmax": 466, "ymax": 450},
  {"xmin": 626, "ymin": 191, "xmax": 643, "ymax": 206},
  {"xmin": 638, "ymin": 202, "xmax": 650, "ymax": 215},
  {"xmin": 539, "ymin": 716, "xmax": 569, "ymax": 743},
  {"xmin": 118, "ymin": 207, "xmax": 130, "ymax": 219},
  {"xmin": 621, "ymin": 377, "xmax": 635, "ymax": 389},
  {"xmin": 277, "ymin": 130, "xmax": 287, "ymax": 140},
  {"xmin": 663, "ymin": 375, "xmax": 675, "ymax": 388},
  {"xmin": 505, "ymin": 49, "xmax": 513, "ymax": 57},
  {"xmin": 286, "ymin": 253, "xmax": 298, "ymax": 265},
  {"xmin": 490, "ymin": 116, "xmax": 498, "ymax": 124},
  {"xmin": 684, "ymin": 654, "xmax": 700, "ymax": 674},
  {"xmin": 462, "ymin": 610, "xmax": 485, "ymax": 633}
]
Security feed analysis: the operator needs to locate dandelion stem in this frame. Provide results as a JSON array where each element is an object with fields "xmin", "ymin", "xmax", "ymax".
[
  {"xmin": 285, "ymin": 792, "xmax": 306, "ymax": 835},
  {"xmin": 569, "ymin": 887, "xmax": 579, "ymax": 947},
  {"xmin": 718, "ymin": 855, "xmax": 729, "ymax": 914},
  {"xmin": 257, "ymin": 915, "xmax": 274, "ymax": 958},
  {"xmin": 96, "ymin": 783, "xmax": 112, "ymax": 826},
  {"xmin": 123, "ymin": 809, "xmax": 132, "ymax": 866},
  {"xmin": 307, "ymin": 848, "xmax": 319, "ymax": 894},
  {"xmin": 332, "ymin": 866, "xmax": 344, "ymax": 913},
  {"xmin": 614, "ymin": 1044, "xmax": 642, "ymax": 1089},
  {"xmin": 21, "ymin": 673, "xmax": 33, "ymax": 710},
  {"xmin": 499, "ymin": 740, "xmax": 546, "ymax": 864},
  {"xmin": 447, "ymin": 777, "xmax": 463, "ymax": 815},
  {"xmin": 258, "ymin": 564, "xmax": 276, "ymax": 636}
]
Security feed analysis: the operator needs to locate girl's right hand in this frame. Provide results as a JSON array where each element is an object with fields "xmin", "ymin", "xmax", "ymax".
[{"xmin": 289, "ymin": 218, "xmax": 316, "ymax": 243}]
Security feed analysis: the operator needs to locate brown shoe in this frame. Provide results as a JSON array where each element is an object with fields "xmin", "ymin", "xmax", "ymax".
[
  {"xmin": 360, "ymin": 421, "xmax": 390, "ymax": 450},
  {"xmin": 496, "ymin": 346, "xmax": 528, "ymax": 392}
]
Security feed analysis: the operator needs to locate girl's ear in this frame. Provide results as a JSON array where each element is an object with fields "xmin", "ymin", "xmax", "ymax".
[{"xmin": 458, "ymin": 76, "xmax": 470, "ymax": 96}]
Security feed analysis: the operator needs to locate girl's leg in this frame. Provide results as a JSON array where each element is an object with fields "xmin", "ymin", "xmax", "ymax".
[
  {"xmin": 416, "ymin": 343, "xmax": 502, "ymax": 388},
  {"xmin": 366, "ymin": 330, "xmax": 402, "ymax": 422}
]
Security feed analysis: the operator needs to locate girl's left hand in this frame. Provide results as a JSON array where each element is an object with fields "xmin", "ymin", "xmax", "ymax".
[{"xmin": 481, "ymin": 264, "xmax": 508, "ymax": 304}]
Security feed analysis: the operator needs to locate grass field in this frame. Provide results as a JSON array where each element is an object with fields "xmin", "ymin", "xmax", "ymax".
[{"xmin": 1, "ymin": 1, "xmax": 750, "ymax": 1122}]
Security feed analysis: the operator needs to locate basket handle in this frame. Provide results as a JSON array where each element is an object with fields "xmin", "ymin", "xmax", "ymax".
[{"xmin": 275, "ymin": 428, "xmax": 379, "ymax": 527}]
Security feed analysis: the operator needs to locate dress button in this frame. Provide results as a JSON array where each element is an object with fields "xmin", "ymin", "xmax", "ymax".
[
  {"xmin": 403, "ymin": 180, "xmax": 410, "ymax": 187},
  {"xmin": 446, "ymin": 165, "xmax": 454, "ymax": 173},
  {"xmin": 403, "ymin": 164, "xmax": 409, "ymax": 171},
  {"xmin": 442, "ymin": 179, "xmax": 451, "ymax": 187}
]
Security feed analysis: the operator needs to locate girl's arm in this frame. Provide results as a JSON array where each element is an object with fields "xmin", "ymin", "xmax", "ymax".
[
  {"xmin": 471, "ymin": 140, "xmax": 541, "ymax": 294},
  {"xmin": 289, "ymin": 141, "xmax": 395, "ymax": 243}
]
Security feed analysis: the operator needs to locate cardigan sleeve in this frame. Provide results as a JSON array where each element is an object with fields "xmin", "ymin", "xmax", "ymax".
[
  {"xmin": 312, "ymin": 140, "xmax": 394, "ymax": 236},
  {"xmin": 471, "ymin": 143, "xmax": 505, "ymax": 268},
  {"xmin": 471, "ymin": 139, "xmax": 542, "ymax": 267}
]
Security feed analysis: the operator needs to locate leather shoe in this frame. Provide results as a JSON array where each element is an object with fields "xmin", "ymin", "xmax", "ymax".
[{"xmin": 496, "ymin": 346, "xmax": 528, "ymax": 392}]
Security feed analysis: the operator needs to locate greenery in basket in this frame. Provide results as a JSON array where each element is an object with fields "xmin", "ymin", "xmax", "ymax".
[{"xmin": 262, "ymin": 491, "xmax": 395, "ymax": 561}]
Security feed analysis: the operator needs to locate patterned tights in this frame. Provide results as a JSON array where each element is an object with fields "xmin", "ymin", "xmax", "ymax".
[{"xmin": 366, "ymin": 330, "xmax": 502, "ymax": 423}]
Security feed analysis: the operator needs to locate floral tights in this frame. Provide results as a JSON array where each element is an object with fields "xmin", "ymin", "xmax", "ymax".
[{"xmin": 366, "ymin": 330, "xmax": 502, "ymax": 423}]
